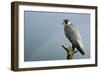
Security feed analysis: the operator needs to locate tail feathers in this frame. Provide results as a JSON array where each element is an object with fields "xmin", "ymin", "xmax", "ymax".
[
  {"xmin": 77, "ymin": 46, "xmax": 85, "ymax": 55},
  {"xmin": 76, "ymin": 41, "xmax": 85, "ymax": 55}
]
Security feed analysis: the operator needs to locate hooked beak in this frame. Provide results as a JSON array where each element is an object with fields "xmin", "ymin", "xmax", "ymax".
[{"xmin": 62, "ymin": 23, "xmax": 65, "ymax": 26}]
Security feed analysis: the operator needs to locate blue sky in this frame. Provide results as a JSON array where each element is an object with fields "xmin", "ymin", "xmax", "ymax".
[{"xmin": 24, "ymin": 11, "xmax": 90, "ymax": 61}]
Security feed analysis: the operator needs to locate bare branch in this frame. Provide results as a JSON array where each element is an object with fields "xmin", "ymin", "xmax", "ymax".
[{"xmin": 62, "ymin": 44, "xmax": 77, "ymax": 60}]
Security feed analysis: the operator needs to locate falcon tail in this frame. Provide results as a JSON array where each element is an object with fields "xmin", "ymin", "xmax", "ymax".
[{"xmin": 77, "ymin": 46, "xmax": 85, "ymax": 55}]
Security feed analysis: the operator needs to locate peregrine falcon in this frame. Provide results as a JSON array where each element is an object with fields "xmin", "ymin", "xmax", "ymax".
[{"xmin": 63, "ymin": 19, "xmax": 85, "ymax": 55}]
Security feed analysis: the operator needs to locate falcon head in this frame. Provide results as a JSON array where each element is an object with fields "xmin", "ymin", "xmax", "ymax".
[{"xmin": 63, "ymin": 19, "xmax": 71, "ymax": 27}]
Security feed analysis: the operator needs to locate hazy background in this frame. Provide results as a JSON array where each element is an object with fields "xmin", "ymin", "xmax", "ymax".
[{"xmin": 24, "ymin": 11, "xmax": 90, "ymax": 61}]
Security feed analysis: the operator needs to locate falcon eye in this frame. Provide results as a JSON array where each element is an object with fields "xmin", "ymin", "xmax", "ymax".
[{"xmin": 64, "ymin": 19, "xmax": 69, "ymax": 24}]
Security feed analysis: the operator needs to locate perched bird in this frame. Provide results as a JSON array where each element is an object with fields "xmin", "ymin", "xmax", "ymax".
[{"xmin": 63, "ymin": 19, "xmax": 85, "ymax": 55}]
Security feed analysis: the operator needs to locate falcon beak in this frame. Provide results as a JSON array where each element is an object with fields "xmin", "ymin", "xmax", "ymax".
[{"xmin": 62, "ymin": 23, "xmax": 64, "ymax": 26}]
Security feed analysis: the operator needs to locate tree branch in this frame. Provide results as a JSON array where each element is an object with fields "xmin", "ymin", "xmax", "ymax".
[{"xmin": 62, "ymin": 44, "xmax": 77, "ymax": 60}]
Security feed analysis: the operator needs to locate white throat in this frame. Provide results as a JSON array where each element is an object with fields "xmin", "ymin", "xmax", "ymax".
[{"xmin": 67, "ymin": 21, "xmax": 71, "ymax": 25}]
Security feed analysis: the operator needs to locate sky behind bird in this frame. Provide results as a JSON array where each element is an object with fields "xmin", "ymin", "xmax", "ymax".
[{"xmin": 24, "ymin": 11, "xmax": 90, "ymax": 61}]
